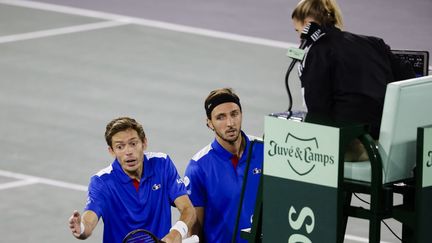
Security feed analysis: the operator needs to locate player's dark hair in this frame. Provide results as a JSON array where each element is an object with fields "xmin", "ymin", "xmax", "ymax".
[
  {"xmin": 105, "ymin": 117, "xmax": 146, "ymax": 147},
  {"xmin": 204, "ymin": 87, "xmax": 242, "ymax": 119}
]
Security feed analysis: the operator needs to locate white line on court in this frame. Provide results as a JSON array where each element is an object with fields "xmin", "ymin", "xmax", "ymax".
[
  {"xmin": 0, "ymin": 0, "xmax": 297, "ymax": 49},
  {"xmin": 0, "ymin": 169, "xmax": 87, "ymax": 191},
  {"xmin": 0, "ymin": 20, "xmax": 129, "ymax": 44},
  {"xmin": 0, "ymin": 178, "xmax": 38, "ymax": 190}
]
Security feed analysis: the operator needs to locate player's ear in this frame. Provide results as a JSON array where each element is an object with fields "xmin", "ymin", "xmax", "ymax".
[
  {"xmin": 142, "ymin": 137, "xmax": 148, "ymax": 150},
  {"xmin": 206, "ymin": 118, "xmax": 214, "ymax": 131},
  {"xmin": 108, "ymin": 146, "xmax": 115, "ymax": 156}
]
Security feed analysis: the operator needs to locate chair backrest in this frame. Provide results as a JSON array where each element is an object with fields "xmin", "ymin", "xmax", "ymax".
[{"xmin": 379, "ymin": 75, "xmax": 432, "ymax": 183}]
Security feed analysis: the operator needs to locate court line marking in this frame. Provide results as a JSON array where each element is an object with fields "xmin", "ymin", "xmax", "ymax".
[
  {"xmin": 0, "ymin": 169, "xmax": 87, "ymax": 191},
  {"xmin": 0, "ymin": 178, "xmax": 39, "ymax": 190},
  {"xmin": 3, "ymin": 0, "xmax": 430, "ymax": 73},
  {"xmin": 0, "ymin": 20, "xmax": 129, "ymax": 44},
  {"xmin": 0, "ymin": 169, "xmax": 395, "ymax": 243},
  {"xmin": 0, "ymin": 0, "xmax": 297, "ymax": 49}
]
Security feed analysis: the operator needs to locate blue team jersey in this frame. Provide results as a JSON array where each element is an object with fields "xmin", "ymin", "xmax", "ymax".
[
  {"xmin": 185, "ymin": 132, "xmax": 263, "ymax": 243},
  {"xmin": 84, "ymin": 152, "xmax": 187, "ymax": 243}
]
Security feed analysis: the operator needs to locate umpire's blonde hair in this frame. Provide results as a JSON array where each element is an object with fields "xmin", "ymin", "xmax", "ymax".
[{"xmin": 291, "ymin": 0, "xmax": 344, "ymax": 29}]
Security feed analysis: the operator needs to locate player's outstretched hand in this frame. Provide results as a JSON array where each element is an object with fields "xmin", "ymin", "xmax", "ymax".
[{"xmin": 68, "ymin": 210, "xmax": 83, "ymax": 238}]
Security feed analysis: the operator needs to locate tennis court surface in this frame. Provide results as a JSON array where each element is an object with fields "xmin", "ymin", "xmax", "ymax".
[{"xmin": 2, "ymin": 0, "xmax": 430, "ymax": 242}]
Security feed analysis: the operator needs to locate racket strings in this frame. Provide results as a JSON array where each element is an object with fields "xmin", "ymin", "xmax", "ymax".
[{"xmin": 123, "ymin": 230, "xmax": 159, "ymax": 243}]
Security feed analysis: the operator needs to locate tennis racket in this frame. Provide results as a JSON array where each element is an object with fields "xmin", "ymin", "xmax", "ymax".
[
  {"xmin": 123, "ymin": 229, "xmax": 161, "ymax": 243},
  {"xmin": 122, "ymin": 229, "xmax": 199, "ymax": 243}
]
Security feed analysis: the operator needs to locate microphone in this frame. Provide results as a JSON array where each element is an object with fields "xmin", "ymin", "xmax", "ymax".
[
  {"xmin": 299, "ymin": 22, "xmax": 323, "ymax": 49},
  {"xmin": 284, "ymin": 22, "xmax": 324, "ymax": 116},
  {"xmin": 287, "ymin": 22, "xmax": 324, "ymax": 60}
]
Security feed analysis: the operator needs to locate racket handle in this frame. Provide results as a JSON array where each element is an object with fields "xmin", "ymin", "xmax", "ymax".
[{"xmin": 182, "ymin": 235, "xmax": 199, "ymax": 243}]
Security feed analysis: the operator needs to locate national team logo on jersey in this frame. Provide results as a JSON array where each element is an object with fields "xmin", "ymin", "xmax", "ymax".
[
  {"xmin": 152, "ymin": 184, "xmax": 161, "ymax": 191},
  {"xmin": 183, "ymin": 176, "xmax": 192, "ymax": 195},
  {"xmin": 252, "ymin": 168, "xmax": 262, "ymax": 175},
  {"xmin": 183, "ymin": 176, "xmax": 190, "ymax": 187}
]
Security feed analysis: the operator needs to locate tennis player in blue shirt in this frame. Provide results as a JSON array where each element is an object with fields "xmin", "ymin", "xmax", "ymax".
[
  {"xmin": 185, "ymin": 88, "xmax": 263, "ymax": 243},
  {"xmin": 68, "ymin": 117, "xmax": 196, "ymax": 243}
]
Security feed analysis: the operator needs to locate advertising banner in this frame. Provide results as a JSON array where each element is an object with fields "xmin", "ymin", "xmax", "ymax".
[{"xmin": 263, "ymin": 116, "xmax": 340, "ymax": 242}]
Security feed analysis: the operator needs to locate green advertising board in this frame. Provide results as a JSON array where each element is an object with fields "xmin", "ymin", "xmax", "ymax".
[
  {"xmin": 263, "ymin": 116, "xmax": 341, "ymax": 242},
  {"xmin": 416, "ymin": 125, "xmax": 432, "ymax": 242},
  {"xmin": 421, "ymin": 126, "xmax": 432, "ymax": 187}
]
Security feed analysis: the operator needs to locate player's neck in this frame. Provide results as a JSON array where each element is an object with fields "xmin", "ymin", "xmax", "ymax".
[
  {"xmin": 126, "ymin": 165, "xmax": 143, "ymax": 181},
  {"xmin": 218, "ymin": 134, "xmax": 245, "ymax": 158}
]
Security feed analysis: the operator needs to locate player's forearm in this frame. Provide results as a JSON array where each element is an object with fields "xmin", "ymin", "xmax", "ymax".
[
  {"xmin": 79, "ymin": 211, "xmax": 98, "ymax": 239},
  {"xmin": 179, "ymin": 204, "xmax": 196, "ymax": 233},
  {"xmin": 173, "ymin": 195, "xmax": 197, "ymax": 237},
  {"xmin": 189, "ymin": 207, "xmax": 204, "ymax": 238}
]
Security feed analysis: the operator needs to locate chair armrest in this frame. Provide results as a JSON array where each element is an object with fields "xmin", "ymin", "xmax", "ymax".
[{"xmin": 358, "ymin": 134, "xmax": 383, "ymax": 186}]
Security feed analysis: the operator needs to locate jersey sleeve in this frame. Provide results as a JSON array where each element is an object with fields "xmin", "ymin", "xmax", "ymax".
[
  {"xmin": 184, "ymin": 160, "xmax": 206, "ymax": 207},
  {"xmin": 84, "ymin": 175, "xmax": 106, "ymax": 219},
  {"xmin": 165, "ymin": 155, "xmax": 188, "ymax": 205}
]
